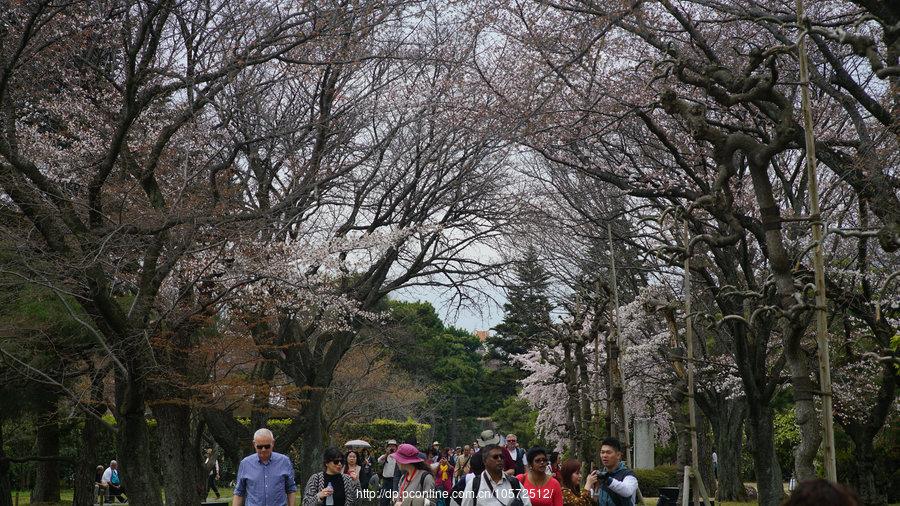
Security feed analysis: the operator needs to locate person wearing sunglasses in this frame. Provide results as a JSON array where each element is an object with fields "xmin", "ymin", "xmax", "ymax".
[
  {"xmin": 514, "ymin": 448, "xmax": 562, "ymax": 506},
  {"xmin": 233, "ymin": 428, "xmax": 297, "ymax": 506},
  {"xmin": 460, "ymin": 444, "xmax": 532, "ymax": 506},
  {"xmin": 303, "ymin": 447, "xmax": 360, "ymax": 506},
  {"xmin": 502, "ymin": 435, "xmax": 525, "ymax": 477}
]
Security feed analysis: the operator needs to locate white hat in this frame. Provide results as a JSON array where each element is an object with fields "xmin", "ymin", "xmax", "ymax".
[{"xmin": 387, "ymin": 439, "xmax": 398, "ymax": 445}]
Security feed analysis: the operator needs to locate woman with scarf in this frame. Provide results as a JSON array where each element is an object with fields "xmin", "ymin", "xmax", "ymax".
[
  {"xmin": 393, "ymin": 443, "xmax": 436, "ymax": 506},
  {"xmin": 434, "ymin": 455, "xmax": 454, "ymax": 506}
]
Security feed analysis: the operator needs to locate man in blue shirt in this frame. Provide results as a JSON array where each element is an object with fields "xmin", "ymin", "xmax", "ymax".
[{"xmin": 233, "ymin": 428, "xmax": 298, "ymax": 506}]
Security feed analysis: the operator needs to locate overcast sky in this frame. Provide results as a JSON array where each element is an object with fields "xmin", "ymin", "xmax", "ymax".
[{"xmin": 395, "ymin": 284, "xmax": 507, "ymax": 333}]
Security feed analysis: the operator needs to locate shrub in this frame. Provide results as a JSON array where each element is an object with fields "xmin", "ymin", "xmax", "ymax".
[
  {"xmin": 343, "ymin": 418, "xmax": 431, "ymax": 448},
  {"xmin": 773, "ymin": 409, "xmax": 800, "ymax": 480},
  {"xmin": 633, "ymin": 464, "xmax": 679, "ymax": 497}
]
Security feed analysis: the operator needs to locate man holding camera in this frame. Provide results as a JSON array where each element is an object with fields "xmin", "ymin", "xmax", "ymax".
[
  {"xmin": 587, "ymin": 437, "xmax": 637, "ymax": 506},
  {"xmin": 378, "ymin": 439, "xmax": 399, "ymax": 506}
]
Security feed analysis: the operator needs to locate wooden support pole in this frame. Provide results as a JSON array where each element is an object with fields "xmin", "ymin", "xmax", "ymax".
[
  {"xmin": 683, "ymin": 223, "xmax": 711, "ymax": 506},
  {"xmin": 608, "ymin": 222, "xmax": 632, "ymax": 468},
  {"xmin": 796, "ymin": 0, "xmax": 838, "ymax": 482}
]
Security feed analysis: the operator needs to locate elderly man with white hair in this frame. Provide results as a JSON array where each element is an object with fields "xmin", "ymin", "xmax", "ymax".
[
  {"xmin": 233, "ymin": 428, "xmax": 298, "ymax": 506},
  {"xmin": 101, "ymin": 459, "xmax": 127, "ymax": 503}
]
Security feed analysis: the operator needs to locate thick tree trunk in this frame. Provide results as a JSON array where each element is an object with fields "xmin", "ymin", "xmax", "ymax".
[
  {"xmin": 671, "ymin": 374, "xmax": 691, "ymax": 503},
  {"xmin": 709, "ymin": 400, "xmax": 746, "ymax": 501},
  {"xmin": 562, "ymin": 342, "xmax": 584, "ymax": 461},
  {"xmin": 204, "ymin": 409, "xmax": 249, "ymax": 471},
  {"xmin": 785, "ymin": 339, "xmax": 820, "ymax": 481},
  {"xmin": 574, "ymin": 343, "xmax": 595, "ymax": 463},
  {"xmin": 850, "ymin": 434, "xmax": 885, "ymax": 506},
  {"xmin": 746, "ymin": 405, "xmax": 782, "ymax": 506},
  {"xmin": 154, "ymin": 403, "xmax": 204, "ymax": 506},
  {"xmin": 696, "ymin": 413, "xmax": 716, "ymax": 499},
  {"xmin": 296, "ymin": 398, "xmax": 327, "ymax": 486},
  {"xmin": 73, "ymin": 417, "xmax": 104, "ymax": 506},
  {"xmin": 117, "ymin": 372, "xmax": 163, "ymax": 506},
  {"xmin": 31, "ymin": 416, "xmax": 61, "ymax": 503},
  {"xmin": 0, "ymin": 424, "xmax": 13, "ymax": 506},
  {"xmin": 73, "ymin": 408, "xmax": 106, "ymax": 506},
  {"xmin": 841, "ymin": 358, "xmax": 896, "ymax": 506}
]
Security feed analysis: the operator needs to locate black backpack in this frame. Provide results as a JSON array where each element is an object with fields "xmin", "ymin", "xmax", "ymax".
[{"xmin": 469, "ymin": 473, "xmax": 523, "ymax": 506}]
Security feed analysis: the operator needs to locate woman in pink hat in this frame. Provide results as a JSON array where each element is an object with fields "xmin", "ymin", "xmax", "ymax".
[{"xmin": 393, "ymin": 444, "xmax": 436, "ymax": 506}]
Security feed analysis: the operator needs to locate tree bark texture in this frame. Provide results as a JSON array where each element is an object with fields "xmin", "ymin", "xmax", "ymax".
[
  {"xmin": 30, "ymin": 415, "xmax": 61, "ymax": 503},
  {"xmin": 785, "ymin": 337, "xmax": 821, "ymax": 481},
  {"xmin": 0, "ymin": 424, "xmax": 12, "ymax": 506},
  {"xmin": 561, "ymin": 342, "xmax": 584, "ymax": 462},
  {"xmin": 573, "ymin": 342, "xmax": 596, "ymax": 463},
  {"xmin": 73, "ymin": 412, "xmax": 105, "ymax": 506},
  {"xmin": 848, "ymin": 434, "xmax": 884, "ymax": 506},
  {"xmin": 295, "ymin": 398, "xmax": 327, "ymax": 485},
  {"xmin": 73, "ymin": 373, "xmax": 107, "ymax": 506},
  {"xmin": 695, "ymin": 413, "xmax": 716, "ymax": 500},
  {"xmin": 746, "ymin": 405, "xmax": 783, "ymax": 506},
  {"xmin": 708, "ymin": 399, "xmax": 746, "ymax": 501},
  {"xmin": 154, "ymin": 403, "xmax": 205, "ymax": 506},
  {"xmin": 116, "ymin": 371, "xmax": 163, "ymax": 506},
  {"xmin": 204, "ymin": 409, "xmax": 250, "ymax": 472}
]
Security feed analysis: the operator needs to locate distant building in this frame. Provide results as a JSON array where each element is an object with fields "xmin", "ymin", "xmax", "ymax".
[{"xmin": 474, "ymin": 330, "xmax": 490, "ymax": 342}]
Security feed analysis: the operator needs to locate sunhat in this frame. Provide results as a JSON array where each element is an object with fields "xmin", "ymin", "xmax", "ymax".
[
  {"xmin": 476, "ymin": 429, "xmax": 500, "ymax": 446},
  {"xmin": 393, "ymin": 443, "xmax": 424, "ymax": 464}
]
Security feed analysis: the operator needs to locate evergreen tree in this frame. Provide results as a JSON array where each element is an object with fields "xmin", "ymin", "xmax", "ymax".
[{"xmin": 488, "ymin": 248, "xmax": 553, "ymax": 359}]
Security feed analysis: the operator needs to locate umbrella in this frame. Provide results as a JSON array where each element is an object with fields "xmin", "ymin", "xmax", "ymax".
[{"xmin": 344, "ymin": 439, "xmax": 371, "ymax": 448}]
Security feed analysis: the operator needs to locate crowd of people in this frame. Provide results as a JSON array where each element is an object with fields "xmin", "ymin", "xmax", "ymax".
[
  {"xmin": 227, "ymin": 428, "xmax": 638, "ymax": 506},
  {"xmin": 89, "ymin": 426, "xmax": 864, "ymax": 506}
]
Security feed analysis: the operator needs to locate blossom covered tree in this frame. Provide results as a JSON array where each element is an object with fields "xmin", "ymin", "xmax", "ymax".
[
  {"xmin": 0, "ymin": 0, "xmax": 513, "ymax": 501},
  {"xmin": 471, "ymin": 0, "xmax": 898, "ymax": 504}
]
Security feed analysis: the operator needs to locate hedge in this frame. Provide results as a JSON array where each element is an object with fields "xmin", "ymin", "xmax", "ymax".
[
  {"xmin": 343, "ymin": 418, "xmax": 432, "ymax": 449},
  {"xmin": 633, "ymin": 465, "xmax": 679, "ymax": 497}
]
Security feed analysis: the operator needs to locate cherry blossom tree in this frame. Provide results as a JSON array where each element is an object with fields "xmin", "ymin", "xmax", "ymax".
[
  {"xmin": 0, "ymin": 0, "xmax": 426, "ymax": 502},
  {"xmin": 471, "ymin": 0, "xmax": 897, "ymax": 504}
]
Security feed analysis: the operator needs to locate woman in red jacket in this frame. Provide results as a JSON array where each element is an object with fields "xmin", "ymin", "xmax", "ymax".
[{"xmin": 516, "ymin": 447, "xmax": 563, "ymax": 506}]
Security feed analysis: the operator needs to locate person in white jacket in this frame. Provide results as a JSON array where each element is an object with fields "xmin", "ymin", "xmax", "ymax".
[{"xmin": 590, "ymin": 438, "xmax": 637, "ymax": 506}]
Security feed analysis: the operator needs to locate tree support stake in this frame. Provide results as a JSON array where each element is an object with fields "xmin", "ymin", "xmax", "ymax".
[
  {"xmin": 683, "ymin": 223, "xmax": 712, "ymax": 506},
  {"xmin": 796, "ymin": 0, "xmax": 838, "ymax": 482}
]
